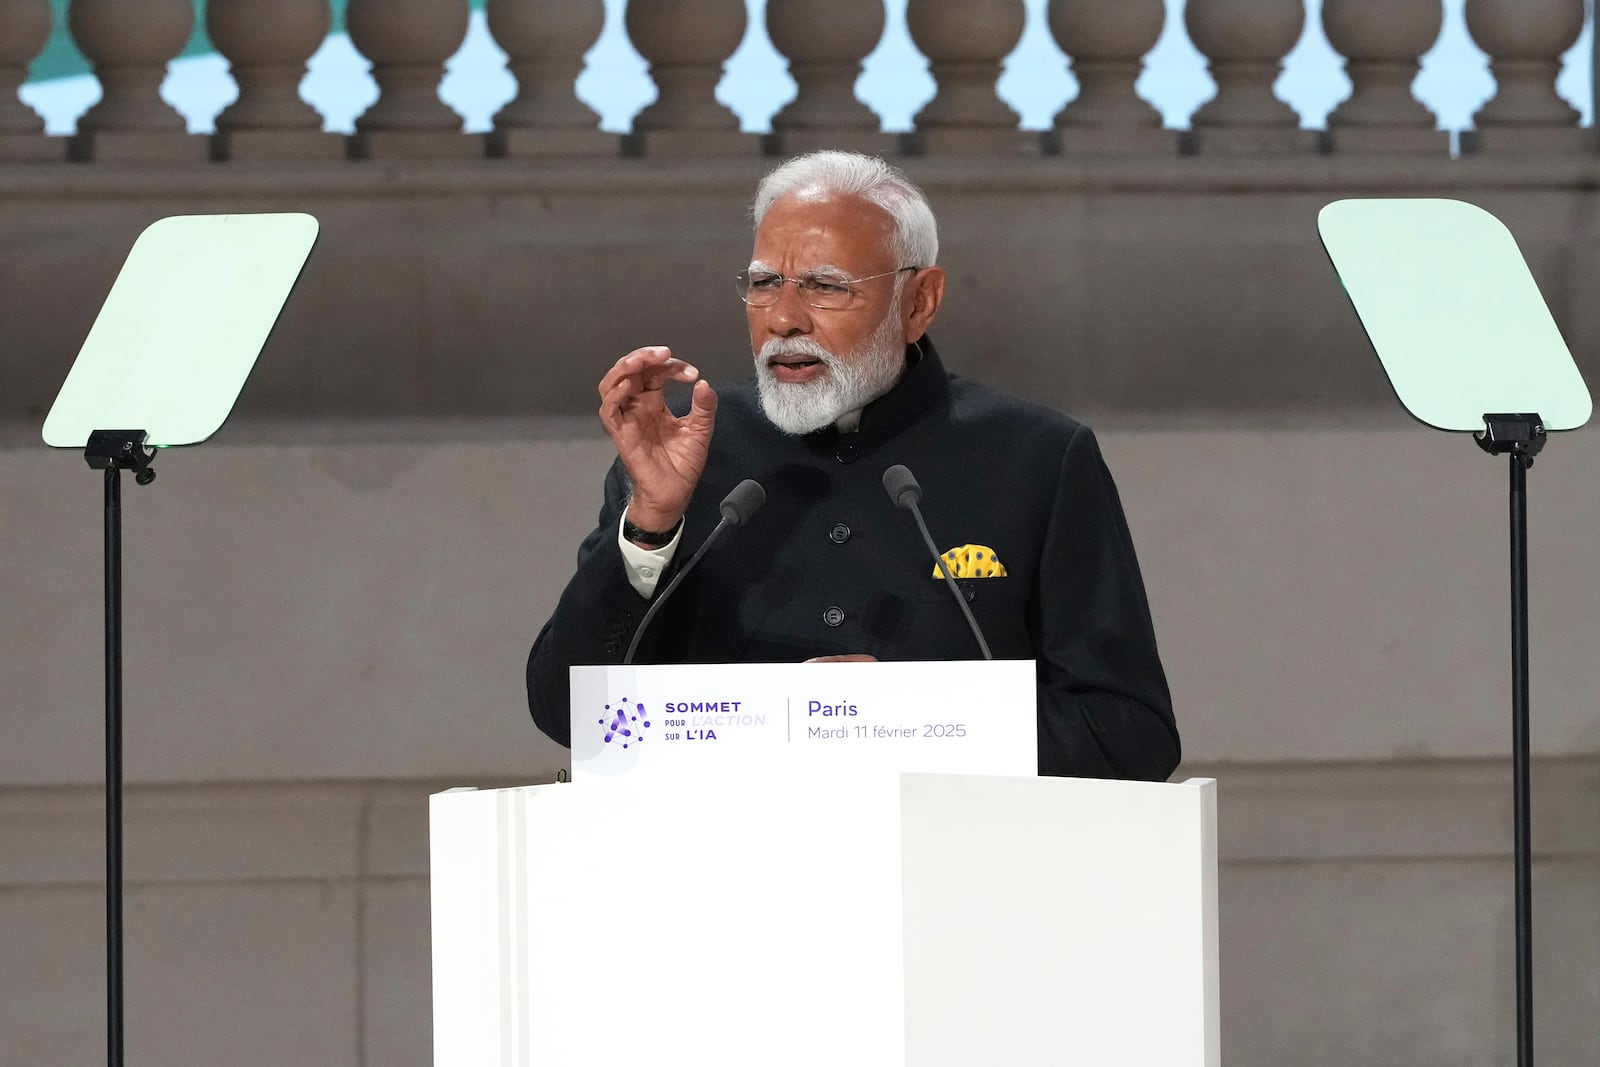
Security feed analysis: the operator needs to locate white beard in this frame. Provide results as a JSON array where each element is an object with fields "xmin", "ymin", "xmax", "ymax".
[{"xmin": 754, "ymin": 299, "xmax": 907, "ymax": 435}]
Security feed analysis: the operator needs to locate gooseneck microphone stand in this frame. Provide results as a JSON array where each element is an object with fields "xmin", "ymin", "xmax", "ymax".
[
  {"xmin": 84, "ymin": 429, "xmax": 157, "ymax": 1067},
  {"xmin": 623, "ymin": 479, "xmax": 767, "ymax": 665},
  {"xmin": 1475, "ymin": 414, "xmax": 1544, "ymax": 1067}
]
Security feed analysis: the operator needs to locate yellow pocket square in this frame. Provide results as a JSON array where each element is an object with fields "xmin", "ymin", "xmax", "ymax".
[{"xmin": 934, "ymin": 544, "xmax": 1008, "ymax": 578}]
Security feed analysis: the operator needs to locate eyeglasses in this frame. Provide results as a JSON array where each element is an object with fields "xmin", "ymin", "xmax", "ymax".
[{"xmin": 735, "ymin": 266, "xmax": 919, "ymax": 309}]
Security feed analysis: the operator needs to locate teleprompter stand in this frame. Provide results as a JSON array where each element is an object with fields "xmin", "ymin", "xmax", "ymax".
[
  {"xmin": 83, "ymin": 430, "xmax": 156, "ymax": 1067},
  {"xmin": 1320, "ymin": 200, "xmax": 1592, "ymax": 1067},
  {"xmin": 1474, "ymin": 412, "xmax": 1544, "ymax": 1067},
  {"xmin": 43, "ymin": 215, "xmax": 319, "ymax": 1067}
]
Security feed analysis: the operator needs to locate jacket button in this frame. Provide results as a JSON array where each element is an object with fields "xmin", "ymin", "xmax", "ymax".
[
  {"xmin": 829, "ymin": 523, "xmax": 851, "ymax": 544},
  {"xmin": 833, "ymin": 441, "xmax": 857, "ymax": 464},
  {"xmin": 822, "ymin": 606, "xmax": 846, "ymax": 627}
]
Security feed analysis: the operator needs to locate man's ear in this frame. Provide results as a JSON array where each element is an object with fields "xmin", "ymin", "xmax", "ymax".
[{"xmin": 903, "ymin": 267, "xmax": 946, "ymax": 345}]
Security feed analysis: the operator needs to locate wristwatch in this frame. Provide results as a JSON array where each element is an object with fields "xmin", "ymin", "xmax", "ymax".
[{"xmin": 622, "ymin": 514, "xmax": 681, "ymax": 548}]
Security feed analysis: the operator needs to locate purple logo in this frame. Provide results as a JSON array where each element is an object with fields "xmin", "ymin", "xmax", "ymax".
[{"xmin": 598, "ymin": 698, "xmax": 650, "ymax": 749}]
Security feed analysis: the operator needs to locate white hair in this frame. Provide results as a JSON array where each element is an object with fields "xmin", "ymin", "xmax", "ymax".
[
  {"xmin": 752, "ymin": 151, "xmax": 939, "ymax": 268},
  {"xmin": 754, "ymin": 282, "xmax": 909, "ymax": 435}
]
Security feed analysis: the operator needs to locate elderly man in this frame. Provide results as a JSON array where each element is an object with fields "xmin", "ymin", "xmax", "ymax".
[{"xmin": 526, "ymin": 151, "xmax": 1178, "ymax": 781}]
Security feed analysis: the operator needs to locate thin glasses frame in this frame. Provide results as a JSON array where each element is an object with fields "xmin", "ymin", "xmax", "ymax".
[{"xmin": 736, "ymin": 265, "xmax": 920, "ymax": 309}]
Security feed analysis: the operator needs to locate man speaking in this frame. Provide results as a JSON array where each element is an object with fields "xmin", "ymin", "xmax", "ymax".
[{"xmin": 526, "ymin": 151, "xmax": 1178, "ymax": 781}]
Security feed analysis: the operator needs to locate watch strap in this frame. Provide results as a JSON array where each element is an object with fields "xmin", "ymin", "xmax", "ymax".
[{"xmin": 622, "ymin": 514, "xmax": 681, "ymax": 548}]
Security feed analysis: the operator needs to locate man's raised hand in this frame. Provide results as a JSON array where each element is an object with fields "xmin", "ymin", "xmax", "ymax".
[{"xmin": 597, "ymin": 346, "xmax": 718, "ymax": 536}]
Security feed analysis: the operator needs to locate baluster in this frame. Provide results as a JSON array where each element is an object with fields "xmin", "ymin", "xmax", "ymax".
[
  {"xmin": 1322, "ymin": 0, "xmax": 1445, "ymax": 154},
  {"xmin": 209, "ymin": 0, "xmax": 338, "ymax": 161},
  {"xmin": 624, "ymin": 0, "xmax": 757, "ymax": 156},
  {"xmin": 766, "ymin": 0, "xmax": 891, "ymax": 156},
  {"xmin": 67, "ymin": 0, "xmax": 206, "ymax": 161},
  {"xmin": 1463, "ymin": 0, "xmax": 1591, "ymax": 154},
  {"xmin": 0, "ymin": 0, "xmax": 58, "ymax": 160},
  {"xmin": 1047, "ymin": 0, "xmax": 1175, "ymax": 155},
  {"xmin": 487, "ymin": 0, "xmax": 617, "ymax": 157},
  {"xmin": 346, "ymin": 0, "xmax": 482, "ymax": 159},
  {"xmin": 904, "ymin": 0, "xmax": 1034, "ymax": 155},
  {"xmin": 1185, "ymin": 0, "xmax": 1316, "ymax": 154}
]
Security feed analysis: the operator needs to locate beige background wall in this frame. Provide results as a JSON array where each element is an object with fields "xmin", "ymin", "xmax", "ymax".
[
  {"xmin": 6, "ymin": 422, "xmax": 1600, "ymax": 783},
  {"xmin": 3, "ymin": 155, "xmax": 1599, "ymax": 1064},
  {"xmin": 7, "ymin": 160, "xmax": 1600, "ymax": 426}
]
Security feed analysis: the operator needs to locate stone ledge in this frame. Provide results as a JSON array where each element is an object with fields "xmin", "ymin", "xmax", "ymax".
[
  {"xmin": 1, "ymin": 760, "xmax": 1594, "ymax": 887},
  {"xmin": 0, "ymin": 778, "xmax": 529, "ymax": 887},
  {"xmin": 0, "ymin": 135, "xmax": 65, "ymax": 163},
  {"xmin": 1320, "ymin": 126, "xmax": 1453, "ymax": 156},
  {"xmin": 212, "ymin": 128, "xmax": 345, "ymax": 163},
  {"xmin": 0, "ymin": 408, "xmax": 1430, "ymax": 452},
  {"xmin": 2, "ymin": 152, "xmax": 1598, "ymax": 202},
  {"xmin": 1183, "ymin": 758, "xmax": 1600, "ymax": 863},
  {"xmin": 490, "ymin": 127, "xmax": 623, "ymax": 159}
]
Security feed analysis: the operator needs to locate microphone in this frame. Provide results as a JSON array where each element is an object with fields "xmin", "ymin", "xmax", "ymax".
[
  {"xmin": 881, "ymin": 464, "xmax": 993, "ymax": 661},
  {"xmin": 623, "ymin": 478, "xmax": 766, "ymax": 665}
]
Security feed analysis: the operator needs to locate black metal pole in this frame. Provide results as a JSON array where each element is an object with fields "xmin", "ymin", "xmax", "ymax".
[
  {"xmin": 104, "ymin": 467, "xmax": 124, "ymax": 1067},
  {"xmin": 1509, "ymin": 447, "xmax": 1533, "ymax": 1067}
]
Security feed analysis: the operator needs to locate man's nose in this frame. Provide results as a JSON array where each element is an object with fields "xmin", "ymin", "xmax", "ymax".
[{"xmin": 764, "ymin": 282, "xmax": 812, "ymax": 335}]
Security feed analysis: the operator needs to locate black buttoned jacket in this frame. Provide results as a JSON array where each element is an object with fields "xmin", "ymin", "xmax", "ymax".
[{"xmin": 526, "ymin": 341, "xmax": 1179, "ymax": 780}]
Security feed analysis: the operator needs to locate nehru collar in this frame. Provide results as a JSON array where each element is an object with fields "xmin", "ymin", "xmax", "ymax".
[{"xmin": 838, "ymin": 336, "xmax": 948, "ymax": 445}]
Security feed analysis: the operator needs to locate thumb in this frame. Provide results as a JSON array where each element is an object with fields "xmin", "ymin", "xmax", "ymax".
[{"xmin": 686, "ymin": 379, "xmax": 718, "ymax": 430}]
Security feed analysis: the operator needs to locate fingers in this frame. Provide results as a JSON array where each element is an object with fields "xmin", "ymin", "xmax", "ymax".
[
  {"xmin": 597, "ymin": 376, "xmax": 635, "ymax": 430},
  {"xmin": 598, "ymin": 346, "xmax": 671, "ymax": 398},
  {"xmin": 804, "ymin": 654, "xmax": 879, "ymax": 663},
  {"xmin": 597, "ymin": 348, "xmax": 711, "ymax": 443},
  {"xmin": 597, "ymin": 346, "xmax": 700, "ymax": 402}
]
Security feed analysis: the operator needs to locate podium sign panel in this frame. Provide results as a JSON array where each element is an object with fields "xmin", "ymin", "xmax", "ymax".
[
  {"xmin": 431, "ymin": 772, "xmax": 1220, "ymax": 1066},
  {"xmin": 568, "ymin": 660, "xmax": 1038, "ymax": 780}
]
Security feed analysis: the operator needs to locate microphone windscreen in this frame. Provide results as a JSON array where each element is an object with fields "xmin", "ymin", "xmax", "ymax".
[
  {"xmin": 719, "ymin": 478, "xmax": 767, "ymax": 526},
  {"xmin": 881, "ymin": 464, "xmax": 921, "ymax": 509}
]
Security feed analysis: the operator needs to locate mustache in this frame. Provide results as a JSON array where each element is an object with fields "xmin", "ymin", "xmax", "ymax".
[{"xmin": 756, "ymin": 337, "xmax": 840, "ymax": 366}]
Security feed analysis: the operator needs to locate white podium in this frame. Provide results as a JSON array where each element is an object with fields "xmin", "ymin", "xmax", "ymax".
[{"xmin": 431, "ymin": 771, "xmax": 1219, "ymax": 1066}]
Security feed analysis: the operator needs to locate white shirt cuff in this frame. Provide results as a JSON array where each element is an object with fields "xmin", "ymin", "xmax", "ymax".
[{"xmin": 618, "ymin": 514, "xmax": 683, "ymax": 598}]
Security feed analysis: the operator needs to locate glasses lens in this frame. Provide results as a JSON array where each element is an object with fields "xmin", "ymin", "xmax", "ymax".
[
  {"xmin": 738, "ymin": 269, "xmax": 784, "ymax": 306},
  {"xmin": 800, "ymin": 272, "xmax": 853, "ymax": 309}
]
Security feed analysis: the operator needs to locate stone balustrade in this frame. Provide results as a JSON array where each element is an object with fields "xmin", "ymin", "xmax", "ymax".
[
  {"xmin": 65, "ymin": 0, "xmax": 206, "ymax": 161},
  {"xmin": 766, "ymin": 0, "xmax": 894, "ymax": 156},
  {"xmin": 0, "ymin": 0, "xmax": 1593, "ymax": 163},
  {"xmin": 487, "ymin": 0, "xmax": 618, "ymax": 157},
  {"xmin": 1322, "ymin": 0, "xmax": 1447, "ymax": 154},
  {"xmin": 1185, "ymin": 0, "xmax": 1319, "ymax": 154},
  {"xmin": 624, "ymin": 0, "xmax": 758, "ymax": 156},
  {"xmin": 1462, "ymin": 0, "xmax": 1592, "ymax": 153},
  {"xmin": 346, "ymin": 0, "xmax": 482, "ymax": 158},
  {"xmin": 1048, "ymin": 0, "xmax": 1175, "ymax": 154},
  {"xmin": 904, "ymin": 0, "xmax": 1033, "ymax": 155},
  {"xmin": 0, "ymin": 0, "xmax": 53, "ymax": 160},
  {"xmin": 208, "ymin": 0, "xmax": 339, "ymax": 160}
]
